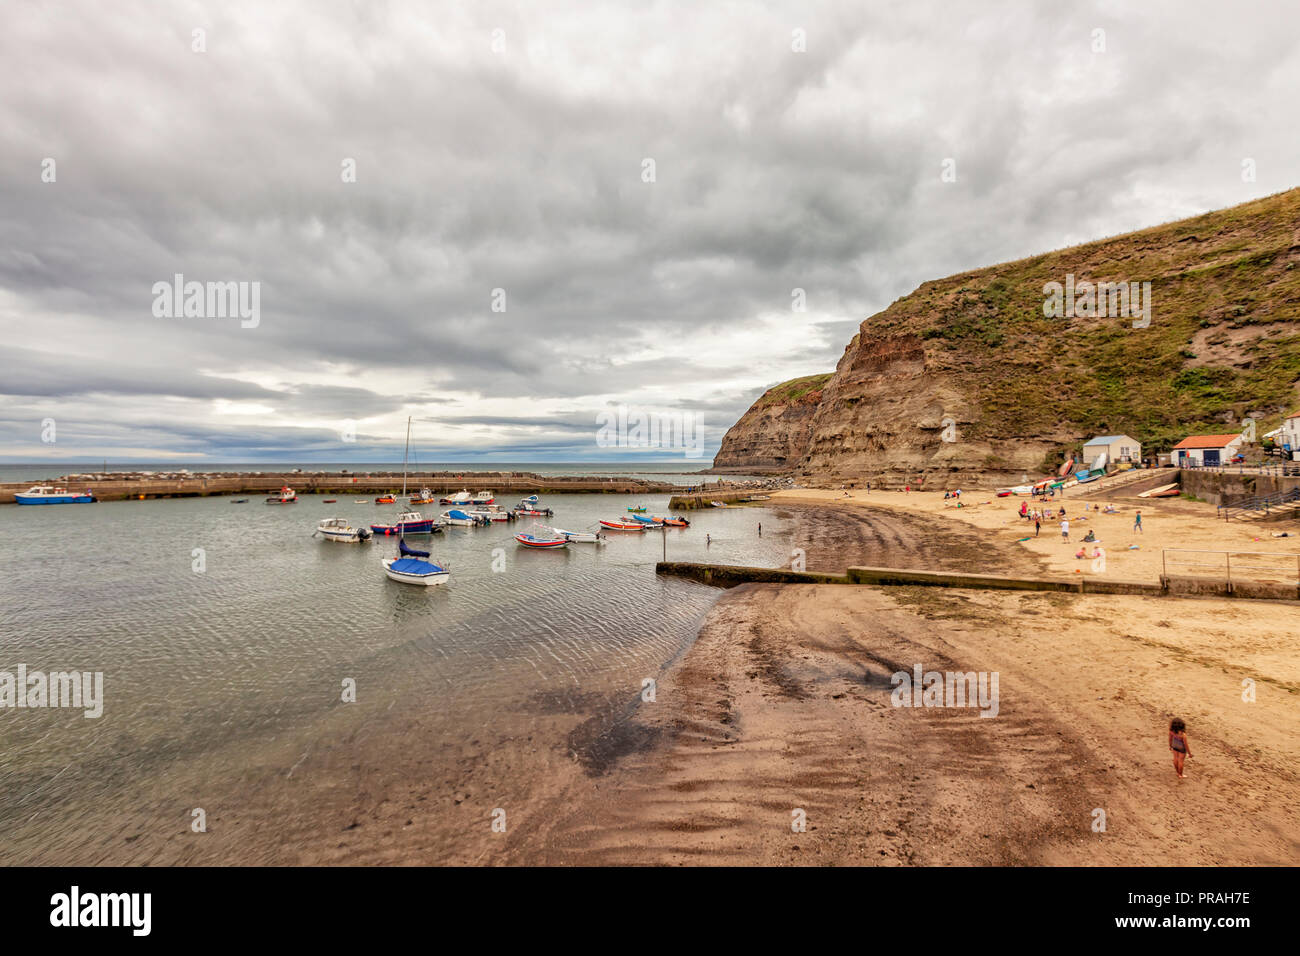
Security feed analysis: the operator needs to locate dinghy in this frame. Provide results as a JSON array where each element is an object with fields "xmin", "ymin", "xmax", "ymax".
[
  {"xmin": 630, "ymin": 514, "xmax": 664, "ymax": 527},
  {"xmin": 599, "ymin": 518, "xmax": 646, "ymax": 531},
  {"xmin": 660, "ymin": 516, "xmax": 690, "ymax": 527},
  {"xmin": 627, "ymin": 505, "xmax": 647, "ymax": 513},
  {"xmin": 554, "ymin": 528, "xmax": 604, "ymax": 543},
  {"xmin": 515, "ymin": 532, "xmax": 567, "ymax": 549}
]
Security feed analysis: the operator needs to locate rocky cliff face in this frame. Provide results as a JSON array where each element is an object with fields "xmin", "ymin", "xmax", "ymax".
[
  {"xmin": 712, "ymin": 374, "xmax": 830, "ymax": 472},
  {"xmin": 715, "ymin": 188, "xmax": 1300, "ymax": 486}
]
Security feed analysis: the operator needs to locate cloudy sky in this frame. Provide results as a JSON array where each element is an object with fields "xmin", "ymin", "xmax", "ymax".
[{"xmin": 2, "ymin": 0, "xmax": 1297, "ymax": 464}]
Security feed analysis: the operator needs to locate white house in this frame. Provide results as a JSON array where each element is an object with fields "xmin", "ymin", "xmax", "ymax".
[
  {"xmin": 1083, "ymin": 434, "xmax": 1141, "ymax": 467},
  {"xmin": 1171, "ymin": 434, "xmax": 1243, "ymax": 467},
  {"xmin": 1280, "ymin": 410, "xmax": 1300, "ymax": 461}
]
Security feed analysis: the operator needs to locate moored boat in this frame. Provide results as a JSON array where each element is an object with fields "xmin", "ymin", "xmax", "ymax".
[
  {"xmin": 554, "ymin": 527, "xmax": 604, "ymax": 543},
  {"xmin": 14, "ymin": 486, "xmax": 96, "ymax": 505},
  {"xmin": 265, "ymin": 486, "xmax": 297, "ymax": 504},
  {"xmin": 316, "ymin": 517, "xmax": 372, "ymax": 543},
  {"xmin": 470, "ymin": 504, "xmax": 514, "ymax": 522},
  {"xmin": 440, "ymin": 490, "xmax": 473, "ymax": 505},
  {"xmin": 631, "ymin": 514, "xmax": 664, "ymax": 527},
  {"xmin": 381, "ymin": 418, "xmax": 451, "ymax": 586},
  {"xmin": 514, "ymin": 532, "xmax": 567, "ymax": 549},
  {"xmin": 375, "ymin": 494, "xmax": 397, "ymax": 505},
  {"xmin": 599, "ymin": 518, "xmax": 646, "ymax": 531},
  {"xmin": 441, "ymin": 509, "xmax": 483, "ymax": 527},
  {"xmin": 409, "ymin": 488, "xmax": 436, "ymax": 505},
  {"xmin": 472, "ymin": 490, "xmax": 495, "ymax": 505},
  {"xmin": 370, "ymin": 510, "xmax": 439, "ymax": 535},
  {"xmin": 627, "ymin": 505, "xmax": 647, "ymax": 513},
  {"xmin": 383, "ymin": 539, "xmax": 450, "ymax": 585},
  {"xmin": 660, "ymin": 516, "xmax": 690, "ymax": 527}
]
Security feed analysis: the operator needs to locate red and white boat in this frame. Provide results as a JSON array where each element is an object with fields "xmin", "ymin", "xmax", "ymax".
[
  {"xmin": 599, "ymin": 518, "xmax": 646, "ymax": 532},
  {"xmin": 265, "ymin": 486, "xmax": 297, "ymax": 504},
  {"xmin": 515, "ymin": 532, "xmax": 567, "ymax": 549}
]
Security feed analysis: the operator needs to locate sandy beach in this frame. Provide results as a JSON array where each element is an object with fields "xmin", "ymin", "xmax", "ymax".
[{"xmin": 490, "ymin": 492, "xmax": 1300, "ymax": 865}]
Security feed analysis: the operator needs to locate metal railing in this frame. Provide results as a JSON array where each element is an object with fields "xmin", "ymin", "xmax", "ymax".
[
  {"xmin": 1162, "ymin": 549, "xmax": 1300, "ymax": 591},
  {"xmin": 1217, "ymin": 488, "xmax": 1300, "ymax": 521}
]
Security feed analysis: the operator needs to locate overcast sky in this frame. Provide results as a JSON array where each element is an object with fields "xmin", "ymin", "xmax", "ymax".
[{"xmin": 2, "ymin": 0, "xmax": 1297, "ymax": 464}]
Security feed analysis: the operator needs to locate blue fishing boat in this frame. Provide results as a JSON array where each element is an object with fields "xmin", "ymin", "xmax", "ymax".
[
  {"xmin": 371, "ymin": 510, "xmax": 439, "ymax": 535},
  {"xmin": 14, "ymin": 486, "xmax": 95, "ymax": 505}
]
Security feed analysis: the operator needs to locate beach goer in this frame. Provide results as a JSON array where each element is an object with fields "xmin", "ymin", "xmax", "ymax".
[
  {"xmin": 1169, "ymin": 718, "xmax": 1191, "ymax": 778},
  {"xmin": 1034, "ymin": 515, "xmax": 1041, "ymax": 537},
  {"xmin": 706, "ymin": 533, "xmax": 711, "ymax": 547},
  {"xmin": 1060, "ymin": 518, "xmax": 1069, "ymax": 541},
  {"xmin": 1134, "ymin": 510, "xmax": 1143, "ymax": 534},
  {"xmin": 758, "ymin": 523, "xmax": 762, "ymax": 536},
  {"xmin": 1082, "ymin": 530, "xmax": 1096, "ymax": 543},
  {"xmin": 1075, "ymin": 547, "xmax": 1086, "ymax": 559}
]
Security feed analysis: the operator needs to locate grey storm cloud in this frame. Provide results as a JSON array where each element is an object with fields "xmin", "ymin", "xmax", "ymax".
[{"xmin": 2, "ymin": 0, "xmax": 1298, "ymax": 461}]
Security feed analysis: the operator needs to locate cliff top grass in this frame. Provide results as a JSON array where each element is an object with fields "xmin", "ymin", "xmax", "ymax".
[
  {"xmin": 868, "ymin": 187, "xmax": 1300, "ymax": 451},
  {"xmin": 752, "ymin": 373, "xmax": 834, "ymax": 409}
]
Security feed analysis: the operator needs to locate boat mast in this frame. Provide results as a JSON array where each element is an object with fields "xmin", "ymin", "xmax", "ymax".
[{"xmin": 402, "ymin": 416, "xmax": 411, "ymax": 498}]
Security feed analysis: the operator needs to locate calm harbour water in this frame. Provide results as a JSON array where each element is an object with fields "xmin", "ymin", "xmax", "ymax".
[{"xmin": 0, "ymin": 490, "xmax": 791, "ymax": 863}]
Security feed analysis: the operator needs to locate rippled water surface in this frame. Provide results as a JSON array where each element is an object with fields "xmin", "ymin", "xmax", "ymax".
[{"xmin": 0, "ymin": 492, "xmax": 792, "ymax": 862}]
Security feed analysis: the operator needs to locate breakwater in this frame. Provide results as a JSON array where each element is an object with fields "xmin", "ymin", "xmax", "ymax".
[{"xmin": 1, "ymin": 471, "xmax": 677, "ymax": 504}]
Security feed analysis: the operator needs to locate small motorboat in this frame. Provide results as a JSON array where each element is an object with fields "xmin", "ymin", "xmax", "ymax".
[
  {"xmin": 323, "ymin": 498, "xmax": 338, "ymax": 503},
  {"xmin": 375, "ymin": 494, "xmax": 397, "ymax": 505},
  {"xmin": 232, "ymin": 498, "xmax": 249, "ymax": 504},
  {"xmin": 14, "ymin": 486, "xmax": 96, "ymax": 505},
  {"xmin": 519, "ymin": 495, "xmax": 539, "ymax": 506},
  {"xmin": 371, "ymin": 511, "xmax": 439, "ymax": 535},
  {"xmin": 599, "ymin": 518, "xmax": 646, "ymax": 532},
  {"xmin": 316, "ymin": 517, "xmax": 372, "ymax": 543},
  {"xmin": 354, "ymin": 499, "xmax": 370, "ymax": 504},
  {"xmin": 710, "ymin": 501, "xmax": 727, "ymax": 508},
  {"xmin": 441, "ymin": 509, "xmax": 484, "ymax": 527},
  {"xmin": 514, "ymin": 498, "xmax": 554, "ymax": 516},
  {"xmin": 515, "ymin": 532, "xmax": 567, "ymax": 549},
  {"xmin": 554, "ymin": 528, "xmax": 604, "ymax": 544},
  {"xmin": 470, "ymin": 504, "xmax": 514, "ymax": 522},
  {"xmin": 473, "ymin": 490, "xmax": 495, "ymax": 505},
  {"xmin": 266, "ymin": 486, "xmax": 297, "ymax": 504},
  {"xmin": 440, "ymin": 490, "xmax": 473, "ymax": 506},
  {"xmin": 660, "ymin": 516, "xmax": 690, "ymax": 527},
  {"xmin": 409, "ymin": 488, "xmax": 436, "ymax": 505},
  {"xmin": 627, "ymin": 506, "xmax": 647, "ymax": 513},
  {"xmin": 383, "ymin": 539, "xmax": 450, "ymax": 586}
]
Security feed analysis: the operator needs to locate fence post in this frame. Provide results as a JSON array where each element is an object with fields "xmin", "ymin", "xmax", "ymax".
[{"xmin": 1226, "ymin": 552, "xmax": 1232, "ymax": 594}]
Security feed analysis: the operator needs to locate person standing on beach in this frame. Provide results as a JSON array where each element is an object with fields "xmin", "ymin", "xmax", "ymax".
[
  {"xmin": 758, "ymin": 522, "xmax": 762, "ymax": 536},
  {"xmin": 1169, "ymin": 718, "xmax": 1191, "ymax": 778},
  {"xmin": 1060, "ymin": 518, "xmax": 1069, "ymax": 541},
  {"xmin": 1134, "ymin": 510, "xmax": 1143, "ymax": 534},
  {"xmin": 1034, "ymin": 514, "xmax": 1041, "ymax": 537}
]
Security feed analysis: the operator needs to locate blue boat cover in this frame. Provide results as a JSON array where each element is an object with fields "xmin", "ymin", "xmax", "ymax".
[
  {"xmin": 399, "ymin": 540, "xmax": 431, "ymax": 557},
  {"xmin": 390, "ymin": 558, "xmax": 444, "ymax": 575}
]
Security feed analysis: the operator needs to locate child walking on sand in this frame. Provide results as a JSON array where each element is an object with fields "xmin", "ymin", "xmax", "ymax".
[
  {"xmin": 1169, "ymin": 718, "xmax": 1191, "ymax": 778},
  {"xmin": 1134, "ymin": 510, "xmax": 1143, "ymax": 534}
]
